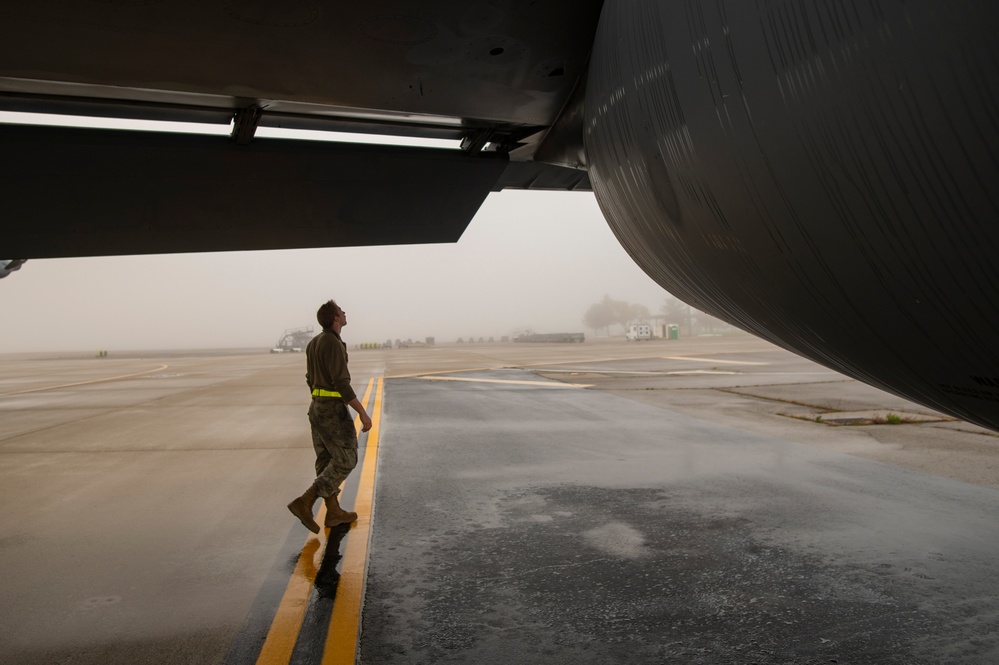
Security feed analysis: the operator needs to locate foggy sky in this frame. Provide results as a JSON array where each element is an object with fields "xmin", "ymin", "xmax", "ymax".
[{"xmin": 0, "ymin": 191, "xmax": 673, "ymax": 352}]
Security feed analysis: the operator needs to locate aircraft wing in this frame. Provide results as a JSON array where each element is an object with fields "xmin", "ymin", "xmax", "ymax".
[{"xmin": 0, "ymin": 1, "xmax": 599, "ymax": 258}]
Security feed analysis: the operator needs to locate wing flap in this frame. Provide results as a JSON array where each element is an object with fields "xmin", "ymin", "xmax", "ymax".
[{"xmin": 1, "ymin": 124, "xmax": 508, "ymax": 258}]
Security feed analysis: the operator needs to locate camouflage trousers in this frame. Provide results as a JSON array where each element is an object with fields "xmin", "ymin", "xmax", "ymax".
[{"xmin": 308, "ymin": 398, "xmax": 358, "ymax": 498}]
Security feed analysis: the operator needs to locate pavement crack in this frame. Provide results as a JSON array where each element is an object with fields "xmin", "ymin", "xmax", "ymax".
[{"xmin": 714, "ymin": 386, "xmax": 844, "ymax": 412}]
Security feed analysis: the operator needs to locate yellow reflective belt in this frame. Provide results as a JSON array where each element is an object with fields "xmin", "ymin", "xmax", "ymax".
[{"xmin": 311, "ymin": 388, "xmax": 342, "ymax": 398}]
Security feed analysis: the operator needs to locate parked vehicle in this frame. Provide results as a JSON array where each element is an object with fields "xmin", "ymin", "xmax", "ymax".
[{"xmin": 626, "ymin": 323, "xmax": 652, "ymax": 341}]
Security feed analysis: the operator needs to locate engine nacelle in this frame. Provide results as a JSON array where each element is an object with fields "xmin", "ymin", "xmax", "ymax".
[{"xmin": 585, "ymin": 1, "xmax": 999, "ymax": 430}]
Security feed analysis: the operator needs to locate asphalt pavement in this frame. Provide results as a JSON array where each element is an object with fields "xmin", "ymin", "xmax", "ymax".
[
  {"xmin": 2, "ymin": 337, "xmax": 998, "ymax": 664},
  {"xmin": 363, "ymin": 361, "xmax": 999, "ymax": 664}
]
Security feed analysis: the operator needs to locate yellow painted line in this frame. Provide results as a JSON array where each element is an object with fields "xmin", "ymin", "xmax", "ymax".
[
  {"xmin": 255, "ymin": 503, "xmax": 328, "ymax": 665},
  {"xmin": 353, "ymin": 379, "xmax": 375, "ymax": 433},
  {"xmin": 416, "ymin": 375, "xmax": 590, "ymax": 388},
  {"xmin": 323, "ymin": 376, "xmax": 384, "ymax": 665},
  {"xmin": 0, "ymin": 364, "xmax": 170, "ymax": 397},
  {"xmin": 254, "ymin": 377, "xmax": 376, "ymax": 665},
  {"xmin": 663, "ymin": 356, "xmax": 769, "ymax": 366}
]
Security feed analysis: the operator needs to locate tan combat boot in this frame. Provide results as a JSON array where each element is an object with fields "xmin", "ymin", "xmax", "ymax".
[
  {"xmin": 287, "ymin": 483, "xmax": 321, "ymax": 533},
  {"xmin": 324, "ymin": 494, "xmax": 358, "ymax": 527}
]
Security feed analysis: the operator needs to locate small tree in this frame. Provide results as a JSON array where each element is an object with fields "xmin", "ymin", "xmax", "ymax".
[
  {"xmin": 628, "ymin": 303, "xmax": 651, "ymax": 324},
  {"xmin": 606, "ymin": 297, "xmax": 649, "ymax": 331},
  {"xmin": 585, "ymin": 296, "xmax": 653, "ymax": 336},
  {"xmin": 583, "ymin": 295, "xmax": 617, "ymax": 336},
  {"xmin": 661, "ymin": 296, "xmax": 693, "ymax": 336}
]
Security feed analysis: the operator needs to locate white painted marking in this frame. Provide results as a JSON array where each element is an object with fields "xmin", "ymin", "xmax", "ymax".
[
  {"xmin": 667, "ymin": 370, "xmax": 739, "ymax": 375},
  {"xmin": 416, "ymin": 376, "xmax": 589, "ymax": 388},
  {"xmin": 663, "ymin": 356, "xmax": 769, "ymax": 366}
]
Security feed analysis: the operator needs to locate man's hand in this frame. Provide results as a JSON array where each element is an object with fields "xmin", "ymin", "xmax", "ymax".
[{"xmin": 346, "ymin": 397, "xmax": 373, "ymax": 432}]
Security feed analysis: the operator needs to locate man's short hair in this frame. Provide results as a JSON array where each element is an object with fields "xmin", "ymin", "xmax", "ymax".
[{"xmin": 317, "ymin": 300, "xmax": 339, "ymax": 329}]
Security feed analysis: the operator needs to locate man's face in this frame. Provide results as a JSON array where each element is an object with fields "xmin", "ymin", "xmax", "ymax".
[{"xmin": 336, "ymin": 307, "xmax": 347, "ymax": 327}]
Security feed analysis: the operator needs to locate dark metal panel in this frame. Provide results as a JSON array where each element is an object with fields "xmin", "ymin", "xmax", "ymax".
[
  {"xmin": 0, "ymin": 88, "xmax": 237, "ymax": 126},
  {"xmin": 534, "ymin": 72, "xmax": 589, "ymax": 170},
  {"xmin": 495, "ymin": 161, "xmax": 591, "ymax": 191},
  {"xmin": 0, "ymin": 124, "xmax": 507, "ymax": 258},
  {"xmin": 586, "ymin": 0, "xmax": 999, "ymax": 430},
  {"xmin": 0, "ymin": 1, "xmax": 604, "ymax": 138}
]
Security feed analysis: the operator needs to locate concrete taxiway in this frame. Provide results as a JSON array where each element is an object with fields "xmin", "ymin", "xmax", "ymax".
[{"xmin": 1, "ymin": 336, "xmax": 998, "ymax": 664}]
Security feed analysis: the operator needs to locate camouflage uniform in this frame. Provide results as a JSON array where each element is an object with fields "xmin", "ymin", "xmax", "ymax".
[
  {"xmin": 305, "ymin": 329, "xmax": 359, "ymax": 498},
  {"xmin": 309, "ymin": 398, "xmax": 357, "ymax": 498}
]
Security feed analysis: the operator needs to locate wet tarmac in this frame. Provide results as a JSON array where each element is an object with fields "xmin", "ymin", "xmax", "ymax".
[
  {"xmin": 364, "ymin": 362, "xmax": 999, "ymax": 664},
  {"xmin": 0, "ymin": 350, "xmax": 385, "ymax": 665},
  {"xmin": 1, "ymin": 336, "xmax": 998, "ymax": 663}
]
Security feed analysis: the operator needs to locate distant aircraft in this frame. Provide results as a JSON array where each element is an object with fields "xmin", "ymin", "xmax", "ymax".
[
  {"xmin": 1, "ymin": 260, "xmax": 26, "ymax": 279},
  {"xmin": 2, "ymin": 2, "xmax": 997, "ymax": 430}
]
